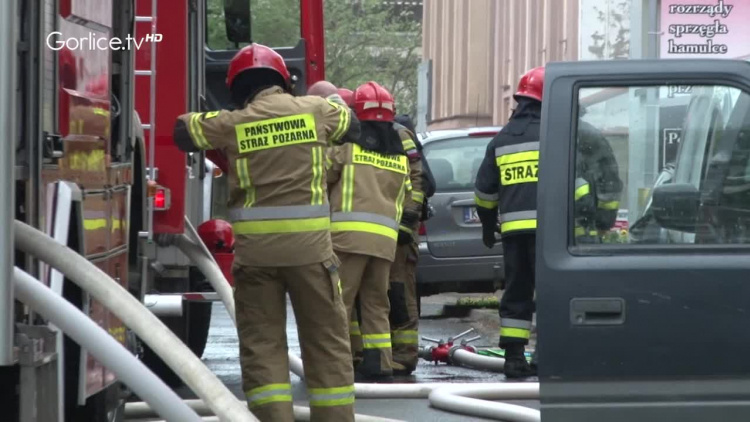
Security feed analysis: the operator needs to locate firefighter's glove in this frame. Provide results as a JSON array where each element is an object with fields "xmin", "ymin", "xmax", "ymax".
[
  {"xmin": 397, "ymin": 230, "xmax": 413, "ymax": 245},
  {"xmin": 401, "ymin": 211, "xmax": 420, "ymax": 228},
  {"xmin": 482, "ymin": 226, "xmax": 497, "ymax": 249}
]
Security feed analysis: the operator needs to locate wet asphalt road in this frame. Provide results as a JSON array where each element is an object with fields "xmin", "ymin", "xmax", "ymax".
[{"xmin": 182, "ymin": 293, "xmax": 539, "ymax": 421}]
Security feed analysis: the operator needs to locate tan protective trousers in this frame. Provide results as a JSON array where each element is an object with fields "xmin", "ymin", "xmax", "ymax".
[
  {"xmin": 388, "ymin": 241, "xmax": 420, "ymax": 370},
  {"xmin": 337, "ymin": 251, "xmax": 394, "ymax": 376},
  {"xmin": 234, "ymin": 256, "xmax": 355, "ymax": 422}
]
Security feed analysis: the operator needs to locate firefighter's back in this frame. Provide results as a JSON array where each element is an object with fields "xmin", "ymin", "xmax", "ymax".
[
  {"xmin": 223, "ymin": 87, "xmax": 342, "ymax": 267},
  {"xmin": 328, "ymin": 141, "xmax": 410, "ymax": 261}
]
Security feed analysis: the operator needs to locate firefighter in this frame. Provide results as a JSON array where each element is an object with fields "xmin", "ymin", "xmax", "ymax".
[
  {"xmin": 388, "ymin": 113, "xmax": 435, "ymax": 375},
  {"xmin": 338, "ymin": 88, "xmax": 354, "ymax": 107},
  {"xmin": 306, "ymin": 82, "xmax": 366, "ymax": 367},
  {"xmin": 474, "ymin": 66, "xmax": 544, "ymax": 379},
  {"xmin": 573, "ymin": 112, "xmax": 623, "ymax": 243},
  {"xmin": 327, "ymin": 81, "xmax": 421, "ymax": 382},
  {"xmin": 170, "ymin": 43, "xmax": 359, "ymax": 422},
  {"xmin": 307, "ymin": 80, "xmax": 338, "ymax": 97}
]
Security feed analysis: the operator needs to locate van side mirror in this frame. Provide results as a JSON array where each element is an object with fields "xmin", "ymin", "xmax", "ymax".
[
  {"xmin": 222, "ymin": 0, "xmax": 252, "ymax": 44},
  {"xmin": 651, "ymin": 183, "xmax": 700, "ymax": 233}
]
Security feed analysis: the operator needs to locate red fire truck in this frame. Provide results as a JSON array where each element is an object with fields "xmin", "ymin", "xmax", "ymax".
[{"xmin": 2, "ymin": 0, "xmax": 324, "ymax": 420}]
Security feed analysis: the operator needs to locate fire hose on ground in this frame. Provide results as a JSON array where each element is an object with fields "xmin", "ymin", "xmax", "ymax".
[
  {"xmin": 172, "ymin": 227, "xmax": 540, "ymax": 421},
  {"xmin": 122, "ymin": 217, "xmax": 540, "ymax": 421},
  {"xmin": 13, "ymin": 220, "xmax": 258, "ymax": 422}
]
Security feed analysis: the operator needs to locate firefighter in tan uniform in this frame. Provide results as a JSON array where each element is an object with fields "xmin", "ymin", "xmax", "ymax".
[
  {"xmin": 388, "ymin": 115, "xmax": 435, "ymax": 375},
  {"xmin": 327, "ymin": 81, "xmax": 421, "ymax": 382},
  {"xmin": 171, "ymin": 43, "xmax": 359, "ymax": 422}
]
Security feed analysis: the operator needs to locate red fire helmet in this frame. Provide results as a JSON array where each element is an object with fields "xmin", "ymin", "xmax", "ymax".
[
  {"xmin": 353, "ymin": 81, "xmax": 395, "ymax": 122},
  {"xmin": 226, "ymin": 43, "xmax": 291, "ymax": 90},
  {"xmin": 197, "ymin": 219, "xmax": 235, "ymax": 253},
  {"xmin": 337, "ymin": 88, "xmax": 354, "ymax": 107},
  {"xmin": 514, "ymin": 66, "xmax": 545, "ymax": 102}
]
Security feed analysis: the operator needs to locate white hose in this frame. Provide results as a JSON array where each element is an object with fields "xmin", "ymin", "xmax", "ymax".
[
  {"xmin": 175, "ymin": 234, "xmax": 237, "ymax": 326},
  {"xmin": 428, "ymin": 384, "xmax": 540, "ymax": 421},
  {"xmin": 176, "ymin": 218, "xmax": 539, "ymax": 421},
  {"xmin": 13, "ymin": 267, "xmax": 202, "ymax": 422},
  {"xmin": 125, "ymin": 399, "xmax": 405, "ymax": 422},
  {"xmin": 451, "ymin": 348, "xmax": 505, "ymax": 372},
  {"xmin": 13, "ymin": 220, "xmax": 257, "ymax": 422}
]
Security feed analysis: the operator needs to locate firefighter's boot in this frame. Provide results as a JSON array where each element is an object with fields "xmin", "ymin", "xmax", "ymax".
[{"xmin": 503, "ymin": 344, "xmax": 536, "ymax": 379}]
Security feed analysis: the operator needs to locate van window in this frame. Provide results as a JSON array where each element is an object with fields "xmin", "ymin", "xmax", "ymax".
[
  {"xmin": 571, "ymin": 84, "xmax": 750, "ymax": 248},
  {"xmin": 423, "ymin": 136, "xmax": 493, "ymax": 192}
]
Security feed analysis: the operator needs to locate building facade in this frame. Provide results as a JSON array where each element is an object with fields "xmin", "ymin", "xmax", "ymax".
[{"xmin": 422, "ymin": 0, "xmax": 580, "ymax": 129}]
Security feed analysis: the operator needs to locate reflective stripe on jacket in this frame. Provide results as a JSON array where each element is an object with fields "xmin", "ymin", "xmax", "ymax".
[
  {"xmin": 172, "ymin": 86, "xmax": 356, "ymax": 266},
  {"xmin": 474, "ymin": 111, "xmax": 541, "ymax": 237},
  {"xmin": 327, "ymin": 142, "xmax": 410, "ymax": 262}
]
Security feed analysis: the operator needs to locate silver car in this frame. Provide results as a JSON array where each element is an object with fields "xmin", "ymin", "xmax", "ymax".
[{"xmin": 416, "ymin": 126, "xmax": 505, "ymax": 308}]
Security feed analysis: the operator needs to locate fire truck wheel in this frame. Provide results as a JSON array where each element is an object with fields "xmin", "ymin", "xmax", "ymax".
[{"xmin": 186, "ymin": 300, "xmax": 213, "ymax": 358}]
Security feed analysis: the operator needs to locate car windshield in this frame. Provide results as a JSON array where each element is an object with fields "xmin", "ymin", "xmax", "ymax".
[{"xmin": 423, "ymin": 136, "xmax": 493, "ymax": 192}]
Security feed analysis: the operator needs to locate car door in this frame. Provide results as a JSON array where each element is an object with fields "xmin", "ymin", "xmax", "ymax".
[{"xmin": 537, "ymin": 59, "xmax": 750, "ymax": 421}]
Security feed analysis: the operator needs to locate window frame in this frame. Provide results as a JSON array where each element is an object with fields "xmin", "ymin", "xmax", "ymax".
[{"xmin": 568, "ymin": 80, "xmax": 750, "ymax": 256}]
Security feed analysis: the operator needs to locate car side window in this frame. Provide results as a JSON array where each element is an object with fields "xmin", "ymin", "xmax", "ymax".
[{"xmin": 571, "ymin": 84, "xmax": 750, "ymax": 249}]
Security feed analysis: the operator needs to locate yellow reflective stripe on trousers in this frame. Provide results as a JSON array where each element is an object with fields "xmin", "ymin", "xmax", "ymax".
[
  {"xmin": 499, "ymin": 210, "xmax": 537, "ymax": 233},
  {"xmin": 341, "ymin": 165, "xmax": 354, "ymax": 212},
  {"xmin": 233, "ymin": 217, "xmax": 330, "ymax": 235},
  {"xmin": 189, "ymin": 113, "xmax": 211, "ymax": 150},
  {"xmin": 310, "ymin": 146, "xmax": 324, "ymax": 205},
  {"xmin": 500, "ymin": 318, "xmax": 531, "ymax": 339},
  {"xmin": 362, "ymin": 333, "xmax": 392, "ymax": 349},
  {"xmin": 392, "ymin": 330, "xmax": 419, "ymax": 345},
  {"xmin": 308, "ymin": 385, "xmax": 355, "ymax": 407},
  {"xmin": 246, "ymin": 383, "xmax": 293, "ymax": 408},
  {"xmin": 236, "ymin": 158, "xmax": 255, "ymax": 207},
  {"xmin": 411, "ymin": 190, "xmax": 424, "ymax": 203},
  {"xmin": 398, "ymin": 224, "xmax": 413, "ymax": 235},
  {"xmin": 499, "ymin": 327, "xmax": 530, "ymax": 339},
  {"xmin": 350, "ymin": 321, "xmax": 361, "ymax": 336},
  {"xmin": 326, "ymin": 100, "xmax": 351, "ymax": 143}
]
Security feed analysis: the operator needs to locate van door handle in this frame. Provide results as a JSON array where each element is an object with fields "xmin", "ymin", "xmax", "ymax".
[{"xmin": 570, "ymin": 298, "xmax": 625, "ymax": 326}]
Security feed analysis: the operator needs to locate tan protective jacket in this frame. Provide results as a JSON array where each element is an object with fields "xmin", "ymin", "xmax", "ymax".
[
  {"xmin": 395, "ymin": 124, "xmax": 425, "ymax": 237},
  {"xmin": 173, "ymin": 87, "xmax": 353, "ymax": 267},
  {"xmin": 327, "ymin": 142, "xmax": 410, "ymax": 262}
]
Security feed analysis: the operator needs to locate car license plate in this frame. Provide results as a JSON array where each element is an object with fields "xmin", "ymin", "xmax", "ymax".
[{"xmin": 464, "ymin": 207, "xmax": 480, "ymax": 224}]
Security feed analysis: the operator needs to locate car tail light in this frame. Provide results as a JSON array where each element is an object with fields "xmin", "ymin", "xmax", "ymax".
[
  {"xmin": 153, "ymin": 186, "xmax": 171, "ymax": 211},
  {"xmin": 418, "ymin": 223, "xmax": 426, "ymax": 236}
]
